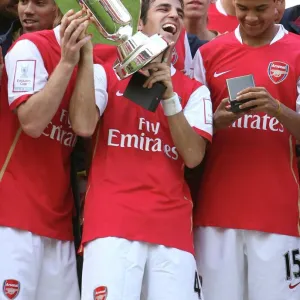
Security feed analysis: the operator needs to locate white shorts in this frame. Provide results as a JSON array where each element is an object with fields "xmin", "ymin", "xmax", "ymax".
[
  {"xmin": 82, "ymin": 237, "xmax": 203, "ymax": 300},
  {"xmin": 194, "ymin": 226, "xmax": 300, "ymax": 300},
  {"xmin": 0, "ymin": 226, "xmax": 80, "ymax": 300}
]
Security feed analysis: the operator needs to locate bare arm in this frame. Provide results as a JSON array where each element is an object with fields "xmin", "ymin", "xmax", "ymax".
[
  {"xmin": 143, "ymin": 56, "xmax": 212, "ymax": 168},
  {"xmin": 16, "ymin": 61, "xmax": 74, "ymax": 137},
  {"xmin": 238, "ymin": 84, "xmax": 300, "ymax": 140},
  {"xmin": 166, "ymin": 110, "xmax": 207, "ymax": 168},
  {"xmin": 10, "ymin": 10, "xmax": 91, "ymax": 138},
  {"xmin": 69, "ymin": 49, "xmax": 101, "ymax": 137}
]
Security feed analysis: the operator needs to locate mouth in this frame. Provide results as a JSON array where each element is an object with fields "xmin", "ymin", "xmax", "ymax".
[
  {"xmin": 187, "ymin": 0, "xmax": 203, "ymax": 5},
  {"xmin": 23, "ymin": 19, "xmax": 37, "ymax": 25},
  {"xmin": 162, "ymin": 23, "xmax": 178, "ymax": 36}
]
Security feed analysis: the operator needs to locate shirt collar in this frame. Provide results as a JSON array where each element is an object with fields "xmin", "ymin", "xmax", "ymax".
[{"xmin": 234, "ymin": 24, "xmax": 288, "ymax": 45}]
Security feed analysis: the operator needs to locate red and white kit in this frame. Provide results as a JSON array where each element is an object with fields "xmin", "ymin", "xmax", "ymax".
[
  {"xmin": 81, "ymin": 60, "xmax": 213, "ymax": 300},
  {"xmin": 207, "ymin": 0, "xmax": 238, "ymax": 33},
  {"xmin": 0, "ymin": 26, "xmax": 80, "ymax": 300},
  {"xmin": 192, "ymin": 25, "xmax": 300, "ymax": 300}
]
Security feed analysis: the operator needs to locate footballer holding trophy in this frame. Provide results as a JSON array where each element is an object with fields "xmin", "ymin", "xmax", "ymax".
[{"xmin": 55, "ymin": 0, "xmax": 170, "ymax": 79}]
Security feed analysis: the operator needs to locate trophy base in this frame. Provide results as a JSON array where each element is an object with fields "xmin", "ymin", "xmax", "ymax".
[{"xmin": 113, "ymin": 31, "xmax": 169, "ymax": 79}]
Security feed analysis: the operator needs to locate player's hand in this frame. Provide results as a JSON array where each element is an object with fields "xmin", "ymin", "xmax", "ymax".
[
  {"xmin": 79, "ymin": 6, "xmax": 94, "ymax": 58},
  {"xmin": 214, "ymin": 98, "xmax": 244, "ymax": 131},
  {"xmin": 236, "ymin": 87, "xmax": 279, "ymax": 117},
  {"xmin": 0, "ymin": 46, "xmax": 4, "ymax": 84},
  {"xmin": 59, "ymin": 9, "xmax": 92, "ymax": 68},
  {"xmin": 142, "ymin": 45, "xmax": 174, "ymax": 99}
]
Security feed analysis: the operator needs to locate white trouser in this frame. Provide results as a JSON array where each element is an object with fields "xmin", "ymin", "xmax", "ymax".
[
  {"xmin": 194, "ymin": 226, "xmax": 300, "ymax": 300},
  {"xmin": 82, "ymin": 237, "xmax": 203, "ymax": 300},
  {"xmin": 0, "ymin": 226, "xmax": 80, "ymax": 300}
]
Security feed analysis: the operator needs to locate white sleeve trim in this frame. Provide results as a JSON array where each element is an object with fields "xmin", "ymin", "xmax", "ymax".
[
  {"xmin": 5, "ymin": 39, "xmax": 48, "ymax": 107},
  {"xmin": 191, "ymin": 50, "xmax": 207, "ymax": 86},
  {"xmin": 296, "ymin": 76, "xmax": 300, "ymax": 114},
  {"xmin": 183, "ymin": 85, "xmax": 213, "ymax": 139},
  {"xmin": 94, "ymin": 64, "xmax": 108, "ymax": 116}
]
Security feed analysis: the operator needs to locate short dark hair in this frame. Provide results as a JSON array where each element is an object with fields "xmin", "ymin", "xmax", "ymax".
[{"xmin": 140, "ymin": 0, "xmax": 184, "ymax": 24}]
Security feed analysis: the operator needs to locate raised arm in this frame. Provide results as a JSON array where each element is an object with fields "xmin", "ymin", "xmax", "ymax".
[
  {"xmin": 5, "ymin": 10, "xmax": 91, "ymax": 138},
  {"xmin": 143, "ymin": 58, "xmax": 212, "ymax": 168}
]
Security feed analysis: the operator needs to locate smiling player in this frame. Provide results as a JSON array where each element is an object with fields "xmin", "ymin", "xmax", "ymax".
[
  {"xmin": 191, "ymin": 0, "xmax": 300, "ymax": 300},
  {"xmin": 69, "ymin": 0, "xmax": 213, "ymax": 299}
]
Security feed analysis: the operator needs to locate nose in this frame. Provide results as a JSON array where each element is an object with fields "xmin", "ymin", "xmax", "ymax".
[
  {"xmin": 245, "ymin": 10, "xmax": 259, "ymax": 23},
  {"xmin": 23, "ymin": 2, "xmax": 34, "ymax": 15},
  {"xmin": 168, "ymin": 7, "xmax": 179, "ymax": 19}
]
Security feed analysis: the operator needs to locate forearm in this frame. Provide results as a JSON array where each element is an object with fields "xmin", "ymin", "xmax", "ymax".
[
  {"xmin": 17, "ymin": 60, "xmax": 74, "ymax": 137},
  {"xmin": 167, "ymin": 112, "xmax": 207, "ymax": 168},
  {"xmin": 69, "ymin": 54, "xmax": 99, "ymax": 137},
  {"xmin": 276, "ymin": 104, "xmax": 300, "ymax": 141}
]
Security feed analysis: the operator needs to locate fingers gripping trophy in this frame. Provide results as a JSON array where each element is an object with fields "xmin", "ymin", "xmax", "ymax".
[{"xmin": 56, "ymin": 0, "xmax": 170, "ymax": 79}]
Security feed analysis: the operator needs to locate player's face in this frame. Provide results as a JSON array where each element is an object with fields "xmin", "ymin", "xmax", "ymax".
[
  {"xmin": 184, "ymin": 0, "xmax": 210, "ymax": 20},
  {"xmin": 18, "ymin": 0, "xmax": 58, "ymax": 33},
  {"xmin": 139, "ymin": 0, "xmax": 184, "ymax": 44},
  {"xmin": 234, "ymin": 0, "xmax": 277, "ymax": 37},
  {"xmin": 274, "ymin": 0, "xmax": 285, "ymax": 23}
]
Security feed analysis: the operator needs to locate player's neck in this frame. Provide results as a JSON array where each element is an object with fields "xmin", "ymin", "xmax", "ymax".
[
  {"xmin": 240, "ymin": 24, "xmax": 280, "ymax": 47},
  {"xmin": 220, "ymin": 0, "xmax": 236, "ymax": 16},
  {"xmin": 184, "ymin": 17, "xmax": 216, "ymax": 41}
]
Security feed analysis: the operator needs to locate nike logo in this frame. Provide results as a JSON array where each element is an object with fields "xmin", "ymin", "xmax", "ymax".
[
  {"xmin": 116, "ymin": 91, "xmax": 123, "ymax": 96},
  {"xmin": 289, "ymin": 282, "xmax": 300, "ymax": 289},
  {"xmin": 213, "ymin": 70, "xmax": 231, "ymax": 78}
]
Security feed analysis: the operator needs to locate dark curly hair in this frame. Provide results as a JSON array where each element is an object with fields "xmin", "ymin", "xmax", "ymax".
[{"xmin": 140, "ymin": 0, "xmax": 184, "ymax": 24}]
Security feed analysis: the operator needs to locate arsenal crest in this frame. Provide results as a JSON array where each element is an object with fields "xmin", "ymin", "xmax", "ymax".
[
  {"xmin": 94, "ymin": 286, "xmax": 108, "ymax": 300},
  {"xmin": 3, "ymin": 279, "xmax": 20, "ymax": 299},
  {"xmin": 171, "ymin": 48, "xmax": 178, "ymax": 65},
  {"xmin": 268, "ymin": 61, "xmax": 289, "ymax": 84}
]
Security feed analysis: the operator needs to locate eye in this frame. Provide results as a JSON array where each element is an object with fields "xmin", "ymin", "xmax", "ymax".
[
  {"xmin": 256, "ymin": 7, "xmax": 267, "ymax": 12},
  {"xmin": 237, "ymin": 6, "xmax": 247, "ymax": 11},
  {"xmin": 158, "ymin": 7, "xmax": 168, "ymax": 12}
]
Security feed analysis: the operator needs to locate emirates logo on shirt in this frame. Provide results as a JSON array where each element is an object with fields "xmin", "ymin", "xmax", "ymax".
[
  {"xmin": 231, "ymin": 113, "xmax": 284, "ymax": 132},
  {"xmin": 268, "ymin": 61, "xmax": 289, "ymax": 84},
  {"xmin": 93, "ymin": 286, "xmax": 108, "ymax": 300},
  {"xmin": 3, "ymin": 279, "xmax": 20, "ymax": 299},
  {"xmin": 107, "ymin": 117, "xmax": 179, "ymax": 160}
]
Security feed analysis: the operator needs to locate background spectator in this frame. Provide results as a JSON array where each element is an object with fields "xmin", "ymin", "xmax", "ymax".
[
  {"xmin": 207, "ymin": 0, "xmax": 238, "ymax": 33},
  {"xmin": 184, "ymin": 0, "xmax": 218, "ymax": 41}
]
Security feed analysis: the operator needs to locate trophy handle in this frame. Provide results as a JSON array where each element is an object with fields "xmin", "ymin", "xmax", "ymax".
[{"xmin": 81, "ymin": 0, "xmax": 133, "ymax": 41}]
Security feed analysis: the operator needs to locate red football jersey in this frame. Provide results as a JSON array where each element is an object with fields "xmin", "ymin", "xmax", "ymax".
[
  {"xmin": 93, "ymin": 30, "xmax": 192, "ymax": 74},
  {"xmin": 192, "ymin": 26, "xmax": 300, "ymax": 236},
  {"xmin": 82, "ymin": 65, "xmax": 213, "ymax": 254},
  {"xmin": 0, "ymin": 27, "xmax": 76, "ymax": 240},
  {"xmin": 207, "ymin": 2, "xmax": 238, "ymax": 33}
]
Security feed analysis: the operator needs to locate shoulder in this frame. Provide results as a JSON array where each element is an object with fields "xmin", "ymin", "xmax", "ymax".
[{"xmin": 172, "ymin": 70, "xmax": 205, "ymax": 103}]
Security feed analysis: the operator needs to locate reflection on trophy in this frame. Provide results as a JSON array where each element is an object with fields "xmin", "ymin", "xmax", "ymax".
[{"xmin": 81, "ymin": 0, "xmax": 169, "ymax": 79}]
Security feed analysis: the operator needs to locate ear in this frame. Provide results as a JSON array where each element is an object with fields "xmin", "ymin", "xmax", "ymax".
[{"xmin": 138, "ymin": 18, "xmax": 143, "ymax": 31}]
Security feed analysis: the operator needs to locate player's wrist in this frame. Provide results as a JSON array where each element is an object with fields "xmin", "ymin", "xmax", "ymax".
[
  {"xmin": 59, "ymin": 58, "xmax": 77, "ymax": 71},
  {"xmin": 162, "ymin": 92, "xmax": 182, "ymax": 116}
]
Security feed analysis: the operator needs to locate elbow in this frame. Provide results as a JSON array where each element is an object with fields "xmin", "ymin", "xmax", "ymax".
[
  {"xmin": 71, "ymin": 123, "xmax": 96, "ymax": 138},
  {"xmin": 184, "ymin": 153, "xmax": 205, "ymax": 169},
  {"xmin": 21, "ymin": 123, "xmax": 44, "ymax": 138}
]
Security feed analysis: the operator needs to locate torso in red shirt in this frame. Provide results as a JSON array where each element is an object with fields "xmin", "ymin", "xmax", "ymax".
[
  {"xmin": 207, "ymin": 2, "xmax": 238, "ymax": 33},
  {"xmin": 82, "ymin": 66, "xmax": 212, "ymax": 254},
  {"xmin": 0, "ymin": 28, "xmax": 76, "ymax": 240},
  {"xmin": 193, "ymin": 26, "xmax": 300, "ymax": 237}
]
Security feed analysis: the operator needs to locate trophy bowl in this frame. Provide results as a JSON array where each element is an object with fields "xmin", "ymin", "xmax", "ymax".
[{"xmin": 80, "ymin": 0, "xmax": 169, "ymax": 79}]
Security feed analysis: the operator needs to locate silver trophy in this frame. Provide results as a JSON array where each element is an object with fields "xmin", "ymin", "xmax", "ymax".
[{"xmin": 81, "ymin": 0, "xmax": 169, "ymax": 79}]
